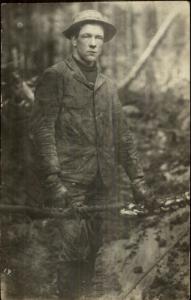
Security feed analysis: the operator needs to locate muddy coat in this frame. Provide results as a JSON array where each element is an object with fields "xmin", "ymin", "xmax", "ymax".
[{"xmin": 30, "ymin": 56, "xmax": 143, "ymax": 198}]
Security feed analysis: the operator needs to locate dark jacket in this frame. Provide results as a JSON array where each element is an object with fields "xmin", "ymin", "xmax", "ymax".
[{"xmin": 30, "ymin": 56, "xmax": 143, "ymax": 195}]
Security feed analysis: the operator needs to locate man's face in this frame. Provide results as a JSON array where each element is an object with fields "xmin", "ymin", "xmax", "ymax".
[{"xmin": 72, "ymin": 23, "xmax": 104, "ymax": 65}]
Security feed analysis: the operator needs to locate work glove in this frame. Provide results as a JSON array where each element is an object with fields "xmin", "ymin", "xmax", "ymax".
[
  {"xmin": 53, "ymin": 185, "xmax": 68, "ymax": 208},
  {"xmin": 44, "ymin": 174, "xmax": 68, "ymax": 208},
  {"xmin": 70, "ymin": 195, "xmax": 90, "ymax": 218},
  {"xmin": 131, "ymin": 177, "xmax": 155, "ymax": 210}
]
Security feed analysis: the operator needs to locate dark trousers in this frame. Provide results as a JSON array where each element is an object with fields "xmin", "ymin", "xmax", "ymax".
[{"xmin": 56, "ymin": 175, "xmax": 107, "ymax": 299}]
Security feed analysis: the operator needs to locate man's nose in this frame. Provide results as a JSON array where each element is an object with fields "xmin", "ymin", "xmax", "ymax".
[{"xmin": 89, "ymin": 37, "xmax": 96, "ymax": 48}]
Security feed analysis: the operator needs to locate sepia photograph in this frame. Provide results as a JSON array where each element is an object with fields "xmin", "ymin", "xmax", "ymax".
[{"xmin": 1, "ymin": 1, "xmax": 190, "ymax": 300}]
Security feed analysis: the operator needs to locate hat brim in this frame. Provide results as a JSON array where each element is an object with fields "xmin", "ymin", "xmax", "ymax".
[{"xmin": 63, "ymin": 20, "xmax": 116, "ymax": 42}]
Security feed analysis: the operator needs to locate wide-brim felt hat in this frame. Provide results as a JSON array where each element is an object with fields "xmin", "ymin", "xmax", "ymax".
[{"xmin": 63, "ymin": 10, "xmax": 116, "ymax": 42}]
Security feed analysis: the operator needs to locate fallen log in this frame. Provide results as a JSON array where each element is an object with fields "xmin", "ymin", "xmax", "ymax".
[{"xmin": 120, "ymin": 227, "xmax": 189, "ymax": 299}]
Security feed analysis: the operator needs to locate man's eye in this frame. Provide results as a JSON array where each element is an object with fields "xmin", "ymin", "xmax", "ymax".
[
  {"xmin": 82, "ymin": 35, "xmax": 91, "ymax": 38},
  {"xmin": 96, "ymin": 36, "xmax": 104, "ymax": 40}
]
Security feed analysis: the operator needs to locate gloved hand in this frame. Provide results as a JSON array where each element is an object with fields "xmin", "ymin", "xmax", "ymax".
[
  {"xmin": 44, "ymin": 174, "xmax": 68, "ymax": 208},
  {"xmin": 53, "ymin": 185, "xmax": 69, "ymax": 208},
  {"xmin": 71, "ymin": 196, "xmax": 89, "ymax": 218},
  {"xmin": 131, "ymin": 177, "xmax": 155, "ymax": 210}
]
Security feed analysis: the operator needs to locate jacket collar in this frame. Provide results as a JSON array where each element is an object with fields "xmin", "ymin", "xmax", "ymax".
[{"xmin": 65, "ymin": 55, "xmax": 106, "ymax": 91}]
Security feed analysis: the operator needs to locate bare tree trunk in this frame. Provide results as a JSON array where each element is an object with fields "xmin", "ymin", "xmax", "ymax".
[{"xmin": 143, "ymin": 3, "xmax": 158, "ymax": 100}]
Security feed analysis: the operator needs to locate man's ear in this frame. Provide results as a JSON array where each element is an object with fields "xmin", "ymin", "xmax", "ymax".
[{"xmin": 71, "ymin": 37, "xmax": 77, "ymax": 47}]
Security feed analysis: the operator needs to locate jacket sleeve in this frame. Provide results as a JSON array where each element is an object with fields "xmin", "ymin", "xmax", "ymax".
[
  {"xmin": 30, "ymin": 68, "xmax": 63, "ymax": 190},
  {"xmin": 112, "ymin": 88, "xmax": 144, "ymax": 181}
]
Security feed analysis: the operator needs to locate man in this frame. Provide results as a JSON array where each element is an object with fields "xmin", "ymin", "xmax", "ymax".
[{"xmin": 30, "ymin": 9, "xmax": 151, "ymax": 299}]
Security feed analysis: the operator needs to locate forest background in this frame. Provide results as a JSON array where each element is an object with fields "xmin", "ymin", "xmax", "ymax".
[{"xmin": 1, "ymin": 2, "xmax": 190, "ymax": 300}]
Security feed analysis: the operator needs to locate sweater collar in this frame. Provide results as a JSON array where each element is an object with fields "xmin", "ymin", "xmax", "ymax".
[
  {"xmin": 72, "ymin": 55, "xmax": 97, "ymax": 72},
  {"xmin": 65, "ymin": 55, "xmax": 106, "ymax": 91}
]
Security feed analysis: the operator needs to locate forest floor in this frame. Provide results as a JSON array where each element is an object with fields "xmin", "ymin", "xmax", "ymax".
[{"xmin": 1, "ymin": 77, "xmax": 190, "ymax": 300}]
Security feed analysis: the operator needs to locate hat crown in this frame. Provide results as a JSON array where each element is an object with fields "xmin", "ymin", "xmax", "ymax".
[
  {"xmin": 63, "ymin": 9, "xmax": 116, "ymax": 42},
  {"xmin": 73, "ymin": 10, "xmax": 107, "ymax": 24}
]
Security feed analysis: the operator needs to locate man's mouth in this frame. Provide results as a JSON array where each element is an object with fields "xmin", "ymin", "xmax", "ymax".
[{"xmin": 88, "ymin": 51, "xmax": 97, "ymax": 55}]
